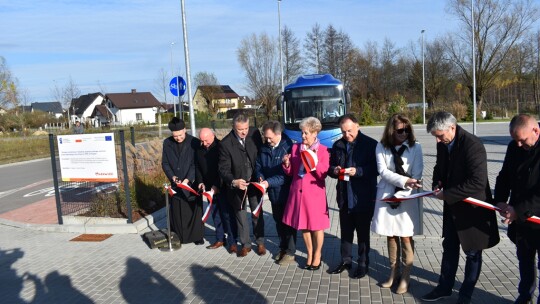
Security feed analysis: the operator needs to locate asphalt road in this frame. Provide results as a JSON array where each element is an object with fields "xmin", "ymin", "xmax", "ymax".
[{"xmin": 0, "ymin": 158, "xmax": 54, "ymax": 214}]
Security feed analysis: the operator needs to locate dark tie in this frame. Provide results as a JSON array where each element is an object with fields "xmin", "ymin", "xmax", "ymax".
[{"xmin": 240, "ymin": 138, "xmax": 245, "ymax": 147}]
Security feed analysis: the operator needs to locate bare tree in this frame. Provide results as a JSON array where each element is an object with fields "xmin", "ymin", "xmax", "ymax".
[
  {"xmin": 237, "ymin": 32, "xmax": 280, "ymax": 119},
  {"xmin": 304, "ymin": 23, "xmax": 324, "ymax": 74},
  {"xmin": 445, "ymin": 0, "xmax": 540, "ymax": 110},
  {"xmin": 409, "ymin": 38, "xmax": 455, "ymax": 108},
  {"xmin": 0, "ymin": 56, "xmax": 19, "ymax": 109},
  {"xmin": 193, "ymin": 71, "xmax": 221, "ymax": 120},
  {"xmin": 153, "ymin": 68, "xmax": 170, "ymax": 103},
  {"xmin": 281, "ymin": 25, "xmax": 304, "ymax": 85},
  {"xmin": 51, "ymin": 76, "xmax": 81, "ymax": 127}
]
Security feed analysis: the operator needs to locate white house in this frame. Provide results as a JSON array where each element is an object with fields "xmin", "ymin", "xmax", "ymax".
[
  {"xmin": 104, "ymin": 89, "xmax": 161, "ymax": 125},
  {"xmin": 70, "ymin": 92, "xmax": 105, "ymax": 125}
]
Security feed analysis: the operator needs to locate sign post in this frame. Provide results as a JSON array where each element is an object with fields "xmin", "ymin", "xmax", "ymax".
[{"xmin": 169, "ymin": 76, "xmax": 186, "ymax": 118}]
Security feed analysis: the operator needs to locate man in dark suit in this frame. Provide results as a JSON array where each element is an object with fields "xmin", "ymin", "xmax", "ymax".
[
  {"xmin": 195, "ymin": 128, "xmax": 237, "ymax": 251},
  {"xmin": 495, "ymin": 114, "xmax": 540, "ymax": 304},
  {"xmin": 218, "ymin": 111, "xmax": 264, "ymax": 257},
  {"xmin": 421, "ymin": 112, "xmax": 499, "ymax": 304},
  {"xmin": 327, "ymin": 114, "xmax": 378, "ymax": 278}
]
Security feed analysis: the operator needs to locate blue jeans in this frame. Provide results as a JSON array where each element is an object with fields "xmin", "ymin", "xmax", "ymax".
[
  {"xmin": 211, "ymin": 195, "xmax": 237, "ymax": 246},
  {"xmin": 437, "ymin": 216, "xmax": 483, "ymax": 301}
]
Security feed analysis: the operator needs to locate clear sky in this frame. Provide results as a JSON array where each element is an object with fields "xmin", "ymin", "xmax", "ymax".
[{"xmin": 1, "ymin": 0, "xmax": 461, "ymax": 104}]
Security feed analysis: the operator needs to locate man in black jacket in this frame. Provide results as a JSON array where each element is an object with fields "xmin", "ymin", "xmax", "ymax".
[
  {"xmin": 495, "ymin": 114, "xmax": 540, "ymax": 304},
  {"xmin": 422, "ymin": 112, "xmax": 499, "ymax": 304},
  {"xmin": 195, "ymin": 128, "xmax": 237, "ymax": 252},
  {"xmin": 327, "ymin": 114, "xmax": 378, "ymax": 278},
  {"xmin": 218, "ymin": 112, "xmax": 264, "ymax": 257}
]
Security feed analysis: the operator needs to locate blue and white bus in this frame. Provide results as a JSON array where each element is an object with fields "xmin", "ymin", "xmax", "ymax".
[{"xmin": 279, "ymin": 74, "xmax": 349, "ymax": 148}]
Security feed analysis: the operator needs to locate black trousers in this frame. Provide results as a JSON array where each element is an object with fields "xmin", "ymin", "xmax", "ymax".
[
  {"xmin": 339, "ymin": 209, "xmax": 372, "ymax": 266},
  {"xmin": 233, "ymin": 194, "xmax": 264, "ymax": 246},
  {"xmin": 271, "ymin": 202, "xmax": 297, "ymax": 255},
  {"xmin": 515, "ymin": 226, "xmax": 540, "ymax": 303}
]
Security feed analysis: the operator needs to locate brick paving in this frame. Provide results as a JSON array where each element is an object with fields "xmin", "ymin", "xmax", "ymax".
[{"xmin": 0, "ymin": 122, "xmax": 538, "ymax": 304}]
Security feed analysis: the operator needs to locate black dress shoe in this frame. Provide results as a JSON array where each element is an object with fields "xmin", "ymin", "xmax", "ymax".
[
  {"xmin": 308, "ymin": 264, "xmax": 321, "ymax": 271},
  {"xmin": 327, "ymin": 262, "xmax": 351, "ymax": 274},
  {"xmin": 194, "ymin": 240, "xmax": 204, "ymax": 245},
  {"xmin": 421, "ymin": 289, "xmax": 452, "ymax": 302},
  {"xmin": 353, "ymin": 266, "xmax": 368, "ymax": 278},
  {"xmin": 302, "ymin": 264, "xmax": 311, "ymax": 270}
]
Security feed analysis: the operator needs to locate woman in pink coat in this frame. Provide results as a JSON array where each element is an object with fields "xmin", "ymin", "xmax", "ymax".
[{"xmin": 282, "ymin": 117, "xmax": 330, "ymax": 270}]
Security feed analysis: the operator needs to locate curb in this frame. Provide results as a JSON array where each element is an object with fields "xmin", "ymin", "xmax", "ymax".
[{"xmin": 0, "ymin": 207, "xmax": 166, "ymax": 235}]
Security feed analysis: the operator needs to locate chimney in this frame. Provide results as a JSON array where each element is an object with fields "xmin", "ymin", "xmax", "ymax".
[{"xmin": 131, "ymin": 89, "xmax": 136, "ymax": 94}]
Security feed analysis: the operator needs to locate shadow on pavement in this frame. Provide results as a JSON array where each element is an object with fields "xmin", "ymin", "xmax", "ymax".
[
  {"xmin": 190, "ymin": 264, "xmax": 267, "ymax": 303},
  {"xmin": 0, "ymin": 247, "xmax": 93, "ymax": 304},
  {"xmin": 120, "ymin": 257, "xmax": 184, "ymax": 304}
]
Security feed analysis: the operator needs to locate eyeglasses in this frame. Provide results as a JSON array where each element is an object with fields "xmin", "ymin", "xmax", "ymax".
[{"xmin": 395, "ymin": 128, "xmax": 410, "ymax": 135}]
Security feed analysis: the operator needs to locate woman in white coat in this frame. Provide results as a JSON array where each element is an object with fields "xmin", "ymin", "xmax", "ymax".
[{"xmin": 371, "ymin": 114, "xmax": 423, "ymax": 294}]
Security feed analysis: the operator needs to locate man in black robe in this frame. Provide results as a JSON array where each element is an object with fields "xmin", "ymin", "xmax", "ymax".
[{"xmin": 161, "ymin": 117, "xmax": 203, "ymax": 244}]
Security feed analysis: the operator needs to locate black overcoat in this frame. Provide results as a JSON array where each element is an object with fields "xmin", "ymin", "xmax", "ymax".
[
  {"xmin": 218, "ymin": 127, "xmax": 263, "ymax": 210},
  {"xmin": 494, "ymin": 134, "xmax": 540, "ymax": 238},
  {"xmin": 432, "ymin": 125, "xmax": 500, "ymax": 250},
  {"xmin": 328, "ymin": 132, "xmax": 378, "ymax": 213},
  {"xmin": 161, "ymin": 134, "xmax": 200, "ymax": 201}
]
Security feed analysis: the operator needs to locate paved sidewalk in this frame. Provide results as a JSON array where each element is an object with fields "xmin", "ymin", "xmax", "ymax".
[{"xmin": 0, "ymin": 122, "xmax": 538, "ymax": 303}]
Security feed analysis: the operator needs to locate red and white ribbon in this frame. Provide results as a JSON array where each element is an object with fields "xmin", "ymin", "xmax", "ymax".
[
  {"xmin": 164, "ymin": 185, "xmax": 176, "ymax": 196},
  {"xmin": 300, "ymin": 150, "xmax": 318, "ymax": 173},
  {"xmin": 464, "ymin": 197, "xmax": 540, "ymax": 225},
  {"xmin": 201, "ymin": 189, "xmax": 214, "ymax": 222},
  {"xmin": 250, "ymin": 182, "xmax": 267, "ymax": 217},
  {"xmin": 338, "ymin": 168, "xmax": 350, "ymax": 181},
  {"xmin": 463, "ymin": 197, "xmax": 501, "ymax": 211},
  {"xmin": 176, "ymin": 181, "xmax": 200, "ymax": 196}
]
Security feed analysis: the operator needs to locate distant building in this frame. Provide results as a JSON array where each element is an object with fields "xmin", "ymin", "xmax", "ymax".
[
  {"xmin": 30, "ymin": 102, "xmax": 64, "ymax": 119},
  {"xmin": 70, "ymin": 92, "xmax": 105, "ymax": 125},
  {"xmin": 238, "ymin": 96, "xmax": 261, "ymax": 109},
  {"xmin": 91, "ymin": 105, "xmax": 114, "ymax": 127},
  {"xmin": 104, "ymin": 89, "xmax": 162, "ymax": 125},
  {"xmin": 193, "ymin": 85, "xmax": 241, "ymax": 114}
]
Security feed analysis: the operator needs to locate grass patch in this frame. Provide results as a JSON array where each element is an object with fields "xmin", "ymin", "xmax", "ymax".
[{"xmin": 0, "ymin": 136, "xmax": 50, "ymax": 165}]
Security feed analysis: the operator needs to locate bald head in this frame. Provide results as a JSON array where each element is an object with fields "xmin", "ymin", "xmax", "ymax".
[
  {"xmin": 199, "ymin": 128, "xmax": 215, "ymax": 149},
  {"xmin": 510, "ymin": 114, "xmax": 540, "ymax": 151}
]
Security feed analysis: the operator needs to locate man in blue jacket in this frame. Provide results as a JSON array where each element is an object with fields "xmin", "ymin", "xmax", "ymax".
[
  {"xmin": 328, "ymin": 114, "xmax": 378, "ymax": 278},
  {"xmin": 256, "ymin": 120, "xmax": 297, "ymax": 265}
]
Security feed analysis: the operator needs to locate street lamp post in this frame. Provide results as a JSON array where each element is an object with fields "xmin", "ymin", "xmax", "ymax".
[
  {"xmin": 421, "ymin": 29, "xmax": 426, "ymax": 125},
  {"xmin": 180, "ymin": 0, "xmax": 196, "ymax": 134},
  {"xmin": 277, "ymin": 0, "xmax": 284, "ymax": 92},
  {"xmin": 170, "ymin": 42, "xmax": 177, "ymax": 117},
  {"xmin": 471, "ymin": 0, "xmax": 477, "ymax": 135}
]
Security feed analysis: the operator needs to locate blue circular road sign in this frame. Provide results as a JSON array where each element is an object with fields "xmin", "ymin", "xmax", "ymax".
[{"xmin": 169, "ymin": 76, "xmax": 186, "ymax": 97}]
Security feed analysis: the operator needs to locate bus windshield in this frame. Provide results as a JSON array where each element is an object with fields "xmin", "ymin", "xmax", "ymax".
[{"xmin": 283, "ymin": 86, "xmax": 345, "ymax": 129}]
